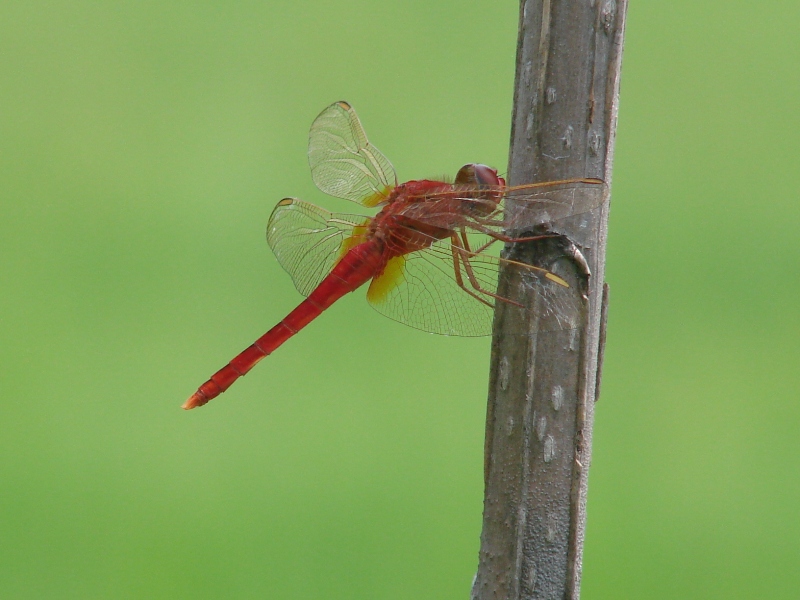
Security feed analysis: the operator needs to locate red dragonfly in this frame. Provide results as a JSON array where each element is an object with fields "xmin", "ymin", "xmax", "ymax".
[{"xmin": 184, "ymin": 101, "xmax": 603, "ymax": 409}]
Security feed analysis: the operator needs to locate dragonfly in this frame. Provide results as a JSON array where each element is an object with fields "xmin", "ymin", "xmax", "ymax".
[{"xmin": 184, "ymin": 101, "xmax": 603, "ymax": 409}]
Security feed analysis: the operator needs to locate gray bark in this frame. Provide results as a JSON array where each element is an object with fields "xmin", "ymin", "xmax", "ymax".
[{"xmin": 473, "ymin": 1, "xmax": 627, "ymax": 599}]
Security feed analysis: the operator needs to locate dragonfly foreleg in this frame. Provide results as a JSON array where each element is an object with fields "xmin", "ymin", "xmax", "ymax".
[{"xmin": 465, "ymin": 219, "xmax": 562, "ymax": 244}]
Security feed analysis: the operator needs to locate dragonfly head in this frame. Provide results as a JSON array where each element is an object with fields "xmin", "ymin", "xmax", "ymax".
[
  {"xmin": 455, "ymin": 163, "xmax": 505, "ymax": 188},
  {"xmin": 454, "ymin": 164, "xmax": 505, "ymax": 216}
]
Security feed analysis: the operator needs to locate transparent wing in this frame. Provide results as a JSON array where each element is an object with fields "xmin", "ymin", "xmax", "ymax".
[
  {"xmin": 308, "ymin": 101, "xmax": 397, "ymax": 207},
  {"xmin": 397, "ymin": 178, "xmax": 606, "ymax": 234},
  {"xmin": 266, "ymin": 198, "xmax": 370, "ymax": 297},
  {"xmin": 500, "ymin": 178, "xmax": 606, "ymax": 229},
  {"xmin": 366, "ymin": 228, "xmax": 582, "ymax": 337}
]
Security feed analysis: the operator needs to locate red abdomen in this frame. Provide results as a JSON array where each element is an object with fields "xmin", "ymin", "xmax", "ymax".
[{"xmin": 184, "ymin": 240, "xmax": 386, "ymax": 409}]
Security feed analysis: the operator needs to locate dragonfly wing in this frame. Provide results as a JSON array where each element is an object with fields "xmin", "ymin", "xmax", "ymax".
[
  {"xmin": 366, "ymin": 229, "xmax": 583, "ymax": 336},
  {"xmin": 398, "ymin": 179, "xmax": 605, "ymax": 233},
  {"xmin": 267, "ymin": 198, "xmax": 371, "ymax": 297},
  {"xmin": 500, "ymin": 179, "xmax": 606, "ymax": 227},
  {"xmin": 367, "ymin": 236, "xmax": 494, "ymax": 336},
  {"xmin": 308, "ymin": 101, "xmax": 397, "ymax": 207}
]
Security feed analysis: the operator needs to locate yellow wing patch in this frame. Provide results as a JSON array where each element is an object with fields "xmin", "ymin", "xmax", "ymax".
[
  {"xmin": 367, "ymin": 255, "xmax": 405, "ymax": 304},
  {"xmin": 335, "ymin": 220, "xmax": 370, "ymax": 264},
  {"xmin": 361, "ymin": 185, "xmax": 394, "ymax": 208}
]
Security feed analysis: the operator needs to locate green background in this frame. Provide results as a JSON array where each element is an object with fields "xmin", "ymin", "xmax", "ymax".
[{"xmin": 2, "ymin": 1, "xmax": 798, "ymax": 598}]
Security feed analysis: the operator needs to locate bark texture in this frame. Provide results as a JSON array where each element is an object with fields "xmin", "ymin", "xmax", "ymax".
[{"xmin": 473, "ymin": 1, "xmax": 627, "ymax": 599}]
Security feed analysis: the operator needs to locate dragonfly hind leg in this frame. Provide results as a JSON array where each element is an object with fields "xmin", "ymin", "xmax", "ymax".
[
  {"xmin": 450, "ymin": 233, "xmax": 524, "ymax": 309},
  {"xmin": 450, "ymin": 234, "xmax": 494, "ymax": 308}
]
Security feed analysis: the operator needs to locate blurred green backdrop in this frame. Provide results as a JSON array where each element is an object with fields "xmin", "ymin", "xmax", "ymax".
[{"xmin": 1, "ymin": 1, "xmax": 798, "ymax": 598}]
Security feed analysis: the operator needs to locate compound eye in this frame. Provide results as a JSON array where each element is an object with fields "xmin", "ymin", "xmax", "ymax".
[
  {"xmin": 472, "ymin": 164, "xmax": 500, "ymax": 186},
  {"xmin": 454, "ymin": 163, "xmax": 500, "ymax": 186}
]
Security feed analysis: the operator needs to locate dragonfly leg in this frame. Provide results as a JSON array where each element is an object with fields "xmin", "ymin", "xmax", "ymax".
[
  {"xmin": 450, "ymin": 234, "xmax": 495, "ymax": 309},
  {"xmin": 503, "ymin": 233, "xmax": 560, "ymax": 243},
  {"xmin": 462, "ymin": 215, "xmax": 562, "ymax": 244},
  {"xmin": 463, "ymin": 219, "xmax": 591, "ymax": 295},
  {"xmin": 471, "ymin": 236, "xmax": 500, "ymax": 255},
  {"xmin": 454, "ymin": 231, "xmax": 524, "ymax": 309},
  {"xmin": 459, "ymin": 232, "xmax": 554, "ymax": 256},
  {"xmin": 477, "ymin": 224, "xmax": 561, "ymax": 244}
]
